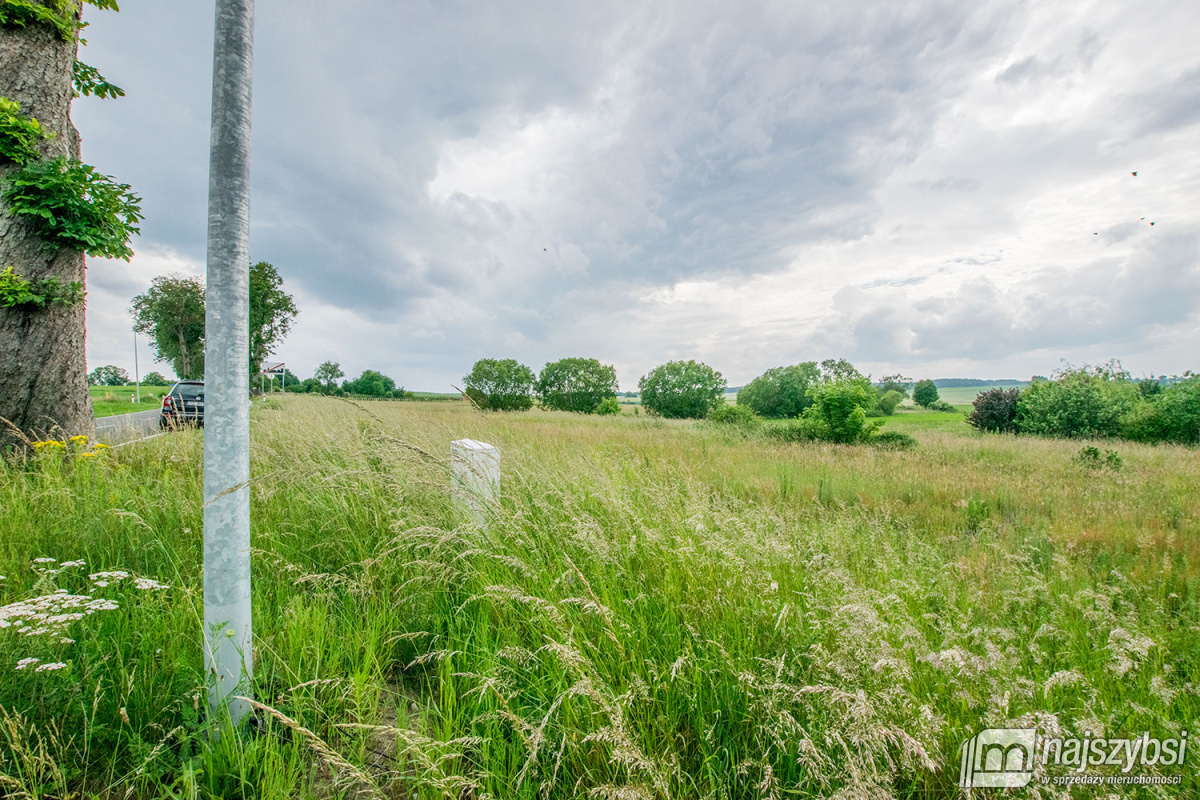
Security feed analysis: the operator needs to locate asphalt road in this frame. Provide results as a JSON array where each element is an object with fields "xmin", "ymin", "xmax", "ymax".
[{"xmin": 94, "ymin": 409, "xmax": 160, "ymax": 444}]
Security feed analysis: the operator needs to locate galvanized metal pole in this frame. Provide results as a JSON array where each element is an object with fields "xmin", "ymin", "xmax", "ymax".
[
  {"xmin": 203, "ymin": 0, "xmax": 255, "ymax": 723},
  {"xmin": 133, "ymin": 330, "xmax": 140, "ymax": 405}
]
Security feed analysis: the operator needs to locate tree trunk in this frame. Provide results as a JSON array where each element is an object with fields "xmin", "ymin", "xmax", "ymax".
[{"xmin": 0, "ymin": 9, "xmax": 94, "ymax": 449}]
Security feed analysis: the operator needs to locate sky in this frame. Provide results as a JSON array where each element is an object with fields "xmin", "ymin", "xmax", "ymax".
[{"xmin": 75, "ymin": 0, "xmax": 1200, "ymax": 391}]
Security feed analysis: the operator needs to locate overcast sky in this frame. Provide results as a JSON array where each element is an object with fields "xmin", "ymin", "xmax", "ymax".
[{"xmin": 76, "ymin": 0, "xmax": 1200, "ymax": 391}]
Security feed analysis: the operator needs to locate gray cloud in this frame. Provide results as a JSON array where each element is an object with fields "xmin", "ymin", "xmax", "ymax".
[{"xmin": 69, "ymin": 1, "xmax": 1200, "ymax": 388}]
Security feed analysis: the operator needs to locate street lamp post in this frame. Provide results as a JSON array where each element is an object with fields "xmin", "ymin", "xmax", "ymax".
[{"xmin": 203, "ymin": 0, "xmax": 255, "ymax": 724}]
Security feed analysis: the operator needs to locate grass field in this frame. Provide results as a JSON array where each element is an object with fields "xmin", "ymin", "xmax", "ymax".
[
  {"xmin": 1, "ymin": 397, "xmax": 1196, "ymax": 797},
  {"xmin": 89, "ymin": 385, "xmax": 170, "ymax": 417}
]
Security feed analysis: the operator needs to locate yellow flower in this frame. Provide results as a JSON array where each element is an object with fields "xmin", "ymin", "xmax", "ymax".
[
  {"xmin": 79, "ymin": 452, "xmax": 96, "ymax": 459},
  {"xmin": 31, "ymin": 441, "xmax": 47, "ymax": 451},
  {"xmin": 93, "ymin": 443, "xmax": 110, "ymax": 451},
  {"xmin": 70, "ymin": 435, "xmax": 89, "ymax": 446}
]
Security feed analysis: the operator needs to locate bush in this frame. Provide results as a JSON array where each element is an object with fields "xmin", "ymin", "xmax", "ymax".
[
  {"xmin": 967, "ymin": 388, "xmax": 1020, "ymax": 433},
  {"xmin": 638, "ymin": 360, "xmax": 726, "ymax": 419},
  {"xmin": 875, "ymin": 390, "xmax": 904, "ymax": 416},
  {"xmin": 736, "ymin": 363, "xmax": 820, "ymax": 418},
  {"xmin": 803, "ymin": 379, "xmax": 881, "ymax": 444},
  {"xmin": 537, "ymin": 358, "xmax": 618, "ymax": 413},
  {"xmin": 912, "ymin": 379, "xmax": 939, "ymax": 408},
  {"xmin": 464, "ymin": 358, "xmax": 536, "ymax": 411},
  {"xmin": 707, "ymin": 403, "xmax": 761, "ymax": 429},
  {"xmin": 594, "ymin": 397, "xmax": 621, "ymax": 416},
  {"xmin": 1122, "ymin": 375, "xmax": 1200, "ymax": 444},
  {"xmin": 927, "ymin": 400, "xmax": 957, "ymax": 413},
  {"xmin": 1016, "ymin": 366, "xmax": 1137, "ymax": 438},
  {"xmin": 869, "ymin": 430, "xmax": 917, "ymax": 450}
]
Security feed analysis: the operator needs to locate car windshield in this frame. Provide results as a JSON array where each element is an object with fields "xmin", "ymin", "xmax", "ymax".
[{"xmin": 174, "ymin": 384, "xmax": 203, "ymax": 399}]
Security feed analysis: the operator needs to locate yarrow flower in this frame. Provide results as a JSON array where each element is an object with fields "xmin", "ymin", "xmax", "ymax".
[
  {"xmin": 15, "ymin": 657, "xmax": 39, "ymax": 670},
  {"xmin": 35, "ymin": 662, "xmax": 68, "ymax": 672}
]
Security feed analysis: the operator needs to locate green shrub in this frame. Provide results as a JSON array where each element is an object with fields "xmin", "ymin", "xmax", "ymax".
[
  {"xmin": 1076, "ymin": 446, "xmax": 1123, "ymax": 471},
  {"xmin": 870, "ymin": 430, "xmax": 917, "ymax": 450},
  {"xmin": 707, "ymin": 403, "xmax": 760, "ymax": 429},
  {"xmin": 594, "ymin": 397, "xmax": 621, "ymax": 416},
  {"xmin": 912, "ymin": 379, "xmax": 939, "ymax": 408},
  {"xmin": 1122, "ymin": 375, "xmax": 1200, "ymax": 445},
  {"xmin": 3, "ymin": 157, "xmax": 142, "ymax": 260},
  {"xmin": 736, "ymin": 363, "xmax": 819, "ymax": 418},
  {"xmin": 967, "ymin": 388, "xmax": 1020, "ymax": 433},
  {"xmin": 804, "ymin": 379, "xmax": 881, "ymax": 444},
  {"xmin": 639, "ymin": 360, "xmax": 726, "ymax": 419},
  {"xmin": 1016, "ymin": 366, "xmax": 1137, "ymax": 438},
  {"xmin": 927, "ymin": 400, "xmax": 957, "ymax": 412},
  {"xmin": 875, "ymin": 389, "xmax": 904, "ymax": 416}
]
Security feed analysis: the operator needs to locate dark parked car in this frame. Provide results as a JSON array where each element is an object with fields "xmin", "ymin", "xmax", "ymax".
[{"xmin": 160, "ymin": 381, "xmax": 204, "ymax": 429}]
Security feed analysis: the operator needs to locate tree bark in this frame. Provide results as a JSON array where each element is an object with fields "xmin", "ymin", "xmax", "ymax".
[{"xmin": 0, "ymin": 8, "xmax": 94, "ymax": 449}]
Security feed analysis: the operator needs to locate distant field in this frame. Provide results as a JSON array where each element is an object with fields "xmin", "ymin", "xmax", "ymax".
[
  {"xmin": 89, "ymin": 385, "xmax": 169, "ymax": 418},
  {"xmin": 880, "ymin": 405, "xmax": 972, "ymax": 433},
  {"xmin": 913, "ymin": 383, "xmax": 1027, "ymax": 406},
  {"xmin": 408, "ymin": 391, "xmax": 462, "ymax": 401}
]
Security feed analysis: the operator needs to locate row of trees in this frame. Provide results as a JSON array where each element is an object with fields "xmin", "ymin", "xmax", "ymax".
[
  {"xmin": 279, "ymin": 361, "xmax": 410, "ymax": 399},
  {"xmin": 86, "ymin": 366, "xmax": 170, "ymax": 387},
  {"xmin": 967, "ymin": 363, "xmax": 1200, "ymax": 444},
  {"xmin": 129, "ymin": 262, "xmax": 297, "ymax": 381},
  {"xmin": 463, "ymin": 358, "xmax": 622, "ymax": 414}
]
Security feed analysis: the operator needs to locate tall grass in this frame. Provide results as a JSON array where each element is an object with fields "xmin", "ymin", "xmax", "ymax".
[{"xmin": 0, "ymin": 397, "xmax": 1196, "ymax": 797}]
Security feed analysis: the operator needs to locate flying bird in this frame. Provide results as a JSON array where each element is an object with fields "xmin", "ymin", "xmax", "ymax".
[
  {"xmin": 1132, "ymin": 171, "xmax": 1138, "ymax": 176},
  {"xmin": 1150, "ymin": 222, "xmax": 1155, "ymax": 226}
]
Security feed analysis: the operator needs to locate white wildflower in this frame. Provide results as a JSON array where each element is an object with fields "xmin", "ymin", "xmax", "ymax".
[
  {"xmin": 34, "ymin": 662, "xmax": 67, "ymax": 672},
  {"xmin": 1043, "ymin": 670, "xmax": 1086, "ymax": 695},
  {"xmin": 59, "ymin": 560, "xmax": 85, "ymax": 569},
  {"xmin": 133, "ymin": 577, "xmax": 170, "ymax": 591},
  {"xmin": 15, "ymin": 657, "xmax": 38, "ymax": 670},
  {"xmin": 88, "ymin": 571, "xmax": 130, "ymax": 582},
  {"xmin": 32, "ymin": 558, "xmax": 57, "ymax": 564}
]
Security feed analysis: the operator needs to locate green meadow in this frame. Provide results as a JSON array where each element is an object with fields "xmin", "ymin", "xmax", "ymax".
[{"xmin": 1, "ymin": 397, "xmax": 1196, "ymax": 797}]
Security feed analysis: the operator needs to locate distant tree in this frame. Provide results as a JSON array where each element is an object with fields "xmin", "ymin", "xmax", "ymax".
[
  {"xmin": 141, "ymin": 371, "xmax": 171, "ymax": 386},
  {"xmin": 967, "ymin": 388, "xmax": 1020, "ymax": 433},
  {"xmin": 912, "ymin": 379, "xmax": 939, "ymax": 408},
  {"xmin": 639, "ymin": 360, "xmax": 726, "ymax": 419},
  {"xmin": 313, "ymin": 361, "xmax": 344, "ymax": 394},
  {"xmin": 87, "ymin": 365, "xmax": 129, "ymax": 386},
  {"xmin": 293, "ymin": 377, "xmax": 325, "ymax": 394},
  {"xmin": 536, "ymin": 357, "xmax": 618, "ymax": 413},
  {"xmin": 248, "ymin": 261, "xmax": 298, "ymax": 378},
  {"xmin": 876, "ymin": 373, "xmax": 911, "ymax": 399},
  {"xmin": 343, "ymin": 370, "xmax": 398, "ymax": 397},
  {"xmin": 819, "ymin": 358, "xmax": 865, "ymax": 383},
  {"xmin": 464, "ymin": 359, "xmax": 536, "ymax": 411},
  {"xmin": 737, "ymin": 363, "xmax": 820, "ymax": 418},
  {"xmin": 130, "ymin": 274, "xmax": 206, "ymax": 380}
]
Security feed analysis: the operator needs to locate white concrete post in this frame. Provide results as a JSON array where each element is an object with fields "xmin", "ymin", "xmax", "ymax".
[{"xmin": 451, "ymin": 439, "xmax": 499, "ymax": 524}]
